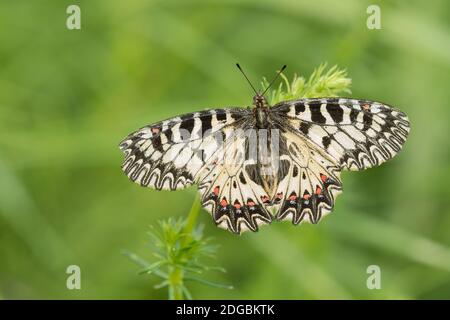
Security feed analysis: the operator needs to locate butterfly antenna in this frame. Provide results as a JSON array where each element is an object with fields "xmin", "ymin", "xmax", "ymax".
[
  {"xmin": 261, "ymin": 65, "xmax": 287, "ymax": 96},
  {"xmin": 236, "ymin": 63, "xmax": 258, "ymax": 95}
]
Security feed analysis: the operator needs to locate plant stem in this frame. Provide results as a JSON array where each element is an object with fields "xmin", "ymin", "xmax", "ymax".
[
  {"xmin": 169, "ymin": 266, "xmax": 184, "ymax": 300},
  {"xmin": 167, "ymin": 193, "xmax": 201, "ymax": 300},
  {"xmin": 183, "ymin": 193, "xmax": 201, "ymax": 238}
]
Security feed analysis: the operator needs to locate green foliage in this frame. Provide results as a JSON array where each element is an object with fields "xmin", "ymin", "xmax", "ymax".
[
  {"xmin": 125, "ymin": 214, "xmax": 232, "ymax": 299},
  {"xmin": 262, "ymin": 63, "xmax": 352, "ymax": 104}
]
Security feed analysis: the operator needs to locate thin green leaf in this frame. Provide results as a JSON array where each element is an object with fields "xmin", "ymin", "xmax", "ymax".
[
  {"xmin": 185, "ymin": 275, "xmax": 234, "ymax": 290},
  {"xmin": 138, "ymin": 260, "xmax": 167, "ymax": 275},
  {"xmin": 154, "ymin": 280, "xmax": 170, "ymax": 290},
  {"xmin": 181, "ymin": 285, "xmax": 193, "ymax": 300}
]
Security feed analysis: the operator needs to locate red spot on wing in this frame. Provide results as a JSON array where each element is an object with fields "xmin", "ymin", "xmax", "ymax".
[
  {"xmin": 316, "ymin": 186, "xmax": 322, "ymax": 195},
  {"xmin": 260, "ymin": 195, "xmax": 270, "ymax": 204},
  {"xmin": 233, "ymin": 200, "xmax": 241, "ymax": 209},
  {"xmin": 151, "ymin": 127, "xmax": 160, "ymax": 134},
  {"xmin": 247, "ymin": 200, "xmax": 256, "ymax": 206},
  {"xmin": 220, "ymin": 197, "xmax": 228, "ymax": 207},
  {"xmin": 320, "ymin": 174, "xmax": 328, "ymax": 183},
  {"xmin": 213, "ymin": 186, "xmax": 220, "ymax": 196},
  {"xmin": 303, "ymin": 192, "xmax": 311, "ymax": 200},
  {"xmin": 288, "ymin": 193, "xmax": 297, "ymax": 201}
]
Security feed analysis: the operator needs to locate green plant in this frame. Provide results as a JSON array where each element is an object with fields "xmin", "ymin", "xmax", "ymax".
[
  {"xmin": 124, "ymin": 195, "xmax": 233, "ymax": 300},
  {"xmin": 262, "ymin": 63, "xmax": 351, "ymax": 103}
]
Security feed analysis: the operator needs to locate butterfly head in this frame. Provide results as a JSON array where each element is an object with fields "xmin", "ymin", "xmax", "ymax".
[
  {"xmin": 236, "ymin": 63, "xmax": 286, "ymax": 109},
  {"xmin": 253, "ymin": 94, "xmax": 269, "ymax": 109}
]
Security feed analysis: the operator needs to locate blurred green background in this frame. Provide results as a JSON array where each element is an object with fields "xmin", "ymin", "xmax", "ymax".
[{"xmin": 1, "ymin": 0, "xmax": 449, "ymax": 299}]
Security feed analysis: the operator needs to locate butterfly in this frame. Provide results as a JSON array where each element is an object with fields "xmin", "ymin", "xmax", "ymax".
[{"xmin": 119, "ymin": 64, "xmax": 410, "ymax": 234}]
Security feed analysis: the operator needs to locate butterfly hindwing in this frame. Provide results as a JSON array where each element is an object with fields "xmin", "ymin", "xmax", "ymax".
[
  {"xmin": 273, "ymin": 131, "xmax": 343, "ymax": 225},
  {"xmin": 196, "ymin": 129, "xmax": 273, "ymax": 234}
]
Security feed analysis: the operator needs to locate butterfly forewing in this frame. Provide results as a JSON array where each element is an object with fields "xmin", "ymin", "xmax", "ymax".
[
  {"xmin": 119, "ymin": 108, "xmax": 249, "ymax": 190},
  {"xmin": 272, "ymin": 98, "xmax": 410, "ymax": 171}
]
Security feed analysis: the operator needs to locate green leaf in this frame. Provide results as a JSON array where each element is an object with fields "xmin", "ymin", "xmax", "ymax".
[
  {"xmin": 185, "ymin": 275, "xmax": 234, "ymax": 290},
  {"xmin": 138, "ymin": 260, "xmax": 167, "ymax": 275},
  {"xmin": 262, "ymin": 63, "xmax": 351, "ymax": 104},
  {"xmin": 181, "ymin": 285, "xmax": 193, "ymax": 300},
  {"xmin": 154, "ymin": 280, "xmax": 170, "ymax": 289}
]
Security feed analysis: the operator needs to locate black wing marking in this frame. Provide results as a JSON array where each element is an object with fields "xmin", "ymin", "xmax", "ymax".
[{"xmin": 272, "ymin": 98, "xmax": 410, "ymax": 171}]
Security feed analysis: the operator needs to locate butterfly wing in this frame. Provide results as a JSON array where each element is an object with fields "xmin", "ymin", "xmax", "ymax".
[
  {"xmin": 195, "ymin": 128, "xmax": 274, "ymax": 234},
  {"xmin": 119, "ymin": 108, "xmax": 274, "ymax": 234},
  {"xmin": 268, "ymin": 130, "xmax": 343, "ymax": 225},
  {"xmin": 271, "ymin": 98, "xmax": 410, "ymax": 171},
  {"xmin": 270, "ymin": 98, "xmax": 409, "ymax": 225},
  {"xmin": 119, "ymin": 108, "xmax": 249, "ymax": 190}
]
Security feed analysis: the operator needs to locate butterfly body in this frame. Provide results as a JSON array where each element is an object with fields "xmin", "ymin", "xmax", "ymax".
[
  {"xmin": 120, "ymin": 95, "xmax": 409, "ymax": 234},
  {"xmin": 252, "ymin": 94, "xmax": 271, "ymax": 128}
]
